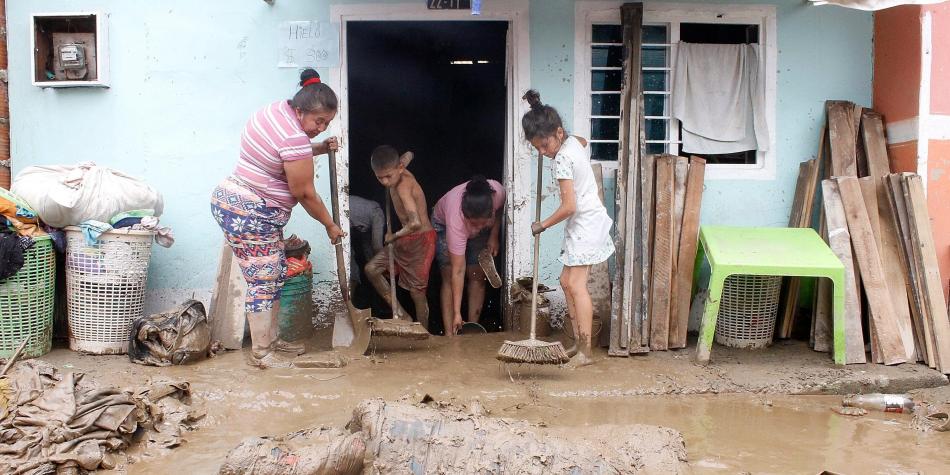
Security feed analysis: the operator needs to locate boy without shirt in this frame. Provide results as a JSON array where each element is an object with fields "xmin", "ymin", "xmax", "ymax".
[{"xmin": 364, "ymin": 145, "xmax": 436, "ymax": 330}]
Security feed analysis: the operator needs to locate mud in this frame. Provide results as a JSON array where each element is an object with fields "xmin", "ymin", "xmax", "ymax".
[{"xmin": 31, "ymin": 330, "xmax": 950, "ymax": 473}]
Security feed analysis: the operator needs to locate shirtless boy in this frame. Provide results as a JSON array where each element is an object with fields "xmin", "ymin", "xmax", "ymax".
[{"xmin": 364, "ymin": 145, "xmax": 437, "ymax": 329}]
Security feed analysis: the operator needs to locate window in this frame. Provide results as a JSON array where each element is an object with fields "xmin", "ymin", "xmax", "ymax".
[{"xmin": 574, "ymin": 3, "xmax": 777, "ymax": 180}]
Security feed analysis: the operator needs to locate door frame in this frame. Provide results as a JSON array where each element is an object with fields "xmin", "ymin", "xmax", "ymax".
[{"xmin": 328, "ymin": 1, "xmax": 532, "ymax": 330}]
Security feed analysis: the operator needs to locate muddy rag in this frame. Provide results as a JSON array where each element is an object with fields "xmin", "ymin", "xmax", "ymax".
[
  {"xmin": 672, "ymin": 42, "xmax": 769, "ymax": 154},
  {"xmin": 0, "ymin": 361, "xmax": 200, "ymax": 474}
]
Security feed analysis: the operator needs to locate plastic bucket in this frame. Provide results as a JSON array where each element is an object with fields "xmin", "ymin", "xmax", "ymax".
[{"xmin": 278, "ymin": 272, "xmax": 314, "ymax": 342}]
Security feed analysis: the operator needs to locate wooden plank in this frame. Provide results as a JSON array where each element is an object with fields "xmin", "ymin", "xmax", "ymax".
[
  {"xmin": 853, "ymin": 105, "xmax": 868, "ymax": 177},
  {"xmin": 903, "ymin": 174, "xmax": 950, "ymax": 373},
  {"xmin": 826, "ymin": 101, "xmax": 858, "ymax": 177},
  {"xmin": 862, "ymin": 111, "xmax": 891, "ymax": 178},
  {"xmin": 649, "ymin": 155, "xmax": 675, "ymax": 351},
  {"xmin": 835, "ymin": 176, "xmax": 907, "ymax": 365},
  {"xmin": 208, "ymin": 242, "xmax": 247, "ymax": 350},
  {"xmin": 863, "ymin": 176, "xmax": 916, "ymax": 361},
  {"xmin": 885, "ymin": 174, "xmax": 931, "ymax": 364},
  {"xmin": 821, "ymin": 180, "xmax": 866, "ymax": 364},
  {"xmin": 864, "ymin": 113, "xmax": 919, "ymax": 361},
  {"xmin": 639, "ymin": 154, "xmax": 656, "ymax": 348},
  {"xmin": 589, "ymin": 165, "xmax": 612, "ymax": 347},
  {"xmin": 671, "ymin": 156, "xmax": 689, "ymax": 261},
  {"xmin": 779, "ymin": 159, "xmax": 819, "ymax": 338},
  {"xmin": 669, "ymin": 157, "xmax": 705, "ymax": 349},
  {"xmin": 607, "ymin": 2, "xmax": 644, "ymax": 356}
]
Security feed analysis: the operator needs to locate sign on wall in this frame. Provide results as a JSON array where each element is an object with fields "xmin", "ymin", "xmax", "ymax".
[
  {"xmin": 427, "ymin": 0, "xmax": 472, "ymax": 9},
  {"xmin": 277, "ymin": 21, "xmax": 340, "ymax": 68}
]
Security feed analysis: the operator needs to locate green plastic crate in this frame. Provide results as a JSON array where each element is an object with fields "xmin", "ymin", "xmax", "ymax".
[{"xmin": 0, "ymin": 236, "xmax": 55, "ymax": 359}]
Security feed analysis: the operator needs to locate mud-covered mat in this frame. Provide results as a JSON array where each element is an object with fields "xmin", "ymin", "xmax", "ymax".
[{"xmin": 219, "ymin": 398, "xmax": 688, "ymax": 474}]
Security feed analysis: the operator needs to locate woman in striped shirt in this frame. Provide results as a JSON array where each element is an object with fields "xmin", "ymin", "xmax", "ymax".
[{"xmin": 211, "ymin": 69, "xmax": 343, "ymax": 368}]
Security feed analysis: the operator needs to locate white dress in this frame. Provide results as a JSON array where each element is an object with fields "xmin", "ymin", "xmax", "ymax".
[{"xmin": 553, "ymin": 136, "xmax": 615, "ymax": 266}]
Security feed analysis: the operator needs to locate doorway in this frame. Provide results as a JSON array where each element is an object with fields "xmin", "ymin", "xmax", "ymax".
[{"xmin": 346, "ymin": 21, "xmax": 509, "ymax": 334}]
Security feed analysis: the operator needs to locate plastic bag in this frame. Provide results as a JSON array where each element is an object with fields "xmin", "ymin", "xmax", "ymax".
[{"xmin": 11, "ymin": 162, "xmax": 164, "ymax": 228}]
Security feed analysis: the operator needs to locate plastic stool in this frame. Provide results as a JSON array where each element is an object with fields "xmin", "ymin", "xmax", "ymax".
[{"xmin": 693, "ymin": 226, "xmax": 846, "ymax": 364}]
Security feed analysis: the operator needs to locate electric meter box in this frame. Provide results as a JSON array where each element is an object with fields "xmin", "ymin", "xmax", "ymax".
[{"xmin": 31, "ymin": 12, "xmax": 109, "ymax": 87}]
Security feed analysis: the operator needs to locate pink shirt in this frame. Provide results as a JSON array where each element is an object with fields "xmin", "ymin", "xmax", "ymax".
[
  {"xmin": 234, "ymin": 100, "xmax": 313, "ymax": 211},
  {"xmin": 433, "ymin": 180, "xmax": 506, "ymax": 256}
]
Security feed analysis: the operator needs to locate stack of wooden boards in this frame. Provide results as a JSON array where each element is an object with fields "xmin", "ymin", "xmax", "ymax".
[
  {"xmin": 609, "ymin": 153, "xmax": 706, "ymax": 355},
  {"xmin": 783, "ymin": 100, "xmax": 950, "ymax": 374}
]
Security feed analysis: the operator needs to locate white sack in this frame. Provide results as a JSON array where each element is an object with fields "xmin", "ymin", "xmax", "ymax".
[{"xmin": 12, "ymin": 161, "xmax": 164, "ymax": 228}]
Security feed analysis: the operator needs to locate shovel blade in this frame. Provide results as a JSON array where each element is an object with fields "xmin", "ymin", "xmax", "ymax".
[{"xmin": 332, "ymin": 302, "xmax": 371, "ymax": 356}]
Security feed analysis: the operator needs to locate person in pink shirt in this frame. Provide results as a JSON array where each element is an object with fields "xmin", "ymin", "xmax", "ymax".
[
  {"xmin": 431, "ymin": 176, "xmax": 505, "ymax": 336},
  {"xmin": 210, "ymin": 69, "xmax": 344, "ymax": 368}
]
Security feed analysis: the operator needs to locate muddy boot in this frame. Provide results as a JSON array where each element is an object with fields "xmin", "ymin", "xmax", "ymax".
[
  {"xmin": 271, "ymin": 338, "xmax": 306, "ymax": 356},
  {"xmin": 247, "ymin": 311, "xmax": 294, "ymax": 369},
  {"xmin": 266, "ymin": 306, "xmax": 306, "ymax": 355}
]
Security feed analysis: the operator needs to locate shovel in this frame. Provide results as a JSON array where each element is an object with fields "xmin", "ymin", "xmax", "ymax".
[{"xmin": 327, "ymin": 149, "xmax": 372, "ymax": 355}]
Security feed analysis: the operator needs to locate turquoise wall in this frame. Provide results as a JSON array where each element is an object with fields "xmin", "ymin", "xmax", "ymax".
[{"xmin": 6, "ymin": 1, "xmax": 872, "ymax": 311}]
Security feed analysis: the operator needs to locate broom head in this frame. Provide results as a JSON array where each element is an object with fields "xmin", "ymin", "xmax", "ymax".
[
  {"xmin": 496, "ymin": 338, "xmax": 570, "ymax": 365},
  {"xmin": 370, "ymin": 318, "xmax": 430, "ymax": 340}
]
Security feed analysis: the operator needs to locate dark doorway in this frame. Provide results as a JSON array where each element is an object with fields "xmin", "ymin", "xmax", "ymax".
[{"xmin": 346, "ymin": 21, "xmax": 509, "ymax": 335}]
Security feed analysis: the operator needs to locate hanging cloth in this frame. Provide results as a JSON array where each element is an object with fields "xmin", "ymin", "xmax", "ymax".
[{"xmin": 672, "ymin": 43, "xmax": 769, "ymax": 154}]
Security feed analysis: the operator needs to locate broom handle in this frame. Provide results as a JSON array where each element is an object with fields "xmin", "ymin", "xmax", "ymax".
[
  {"xmin": 386, "ymin": 189, "xmax": 397, "ymax": 318},
  {"xmin": 530, "ymin": 151, "xmax": 543, "ymax": 340}
]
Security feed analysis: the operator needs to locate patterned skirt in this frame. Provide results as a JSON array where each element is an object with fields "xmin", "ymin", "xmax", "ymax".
[{"xmin": 210, "ymin": 177, "xmax": 291, "ymax": 313}]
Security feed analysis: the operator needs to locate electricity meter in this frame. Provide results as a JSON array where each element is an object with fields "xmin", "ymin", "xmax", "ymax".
[{"xmin": 58, "ymin": 43, "xmax": 87, "ymax": 70}]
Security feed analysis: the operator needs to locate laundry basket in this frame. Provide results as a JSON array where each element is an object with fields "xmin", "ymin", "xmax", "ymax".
[
  {"xmin": 65, "ymin": 227, "xmax": 154, "ymax": 354},
  {"xmin": 714, "ymin": 274, "xmax": 782, "ymax": 349},
  {"xmin": 0, "ymin": 235, "xmax": 55, "ymax": 358}
]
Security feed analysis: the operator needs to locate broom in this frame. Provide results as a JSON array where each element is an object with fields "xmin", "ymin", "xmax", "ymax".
[
  {"xmin": 497, "ymin": 151, "xmax": 569, "ymax": 365},
  {"xmin": 371, "ymin": 187, "xmax": 430, "ymax": 340}
]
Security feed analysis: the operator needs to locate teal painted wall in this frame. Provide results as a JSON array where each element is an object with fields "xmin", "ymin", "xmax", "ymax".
[{"xmin": 6, "ymin": 1, "xmax": 872, "ymax": 313}]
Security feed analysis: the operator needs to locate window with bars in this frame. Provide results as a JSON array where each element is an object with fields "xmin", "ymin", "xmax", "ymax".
[
  {"xmin": 588, "ymin": 23, "xmax": 672, "ymax": 161},
  {"xmin": 587, "ymin": 22, "xmax": 761, "ymax": 165}
]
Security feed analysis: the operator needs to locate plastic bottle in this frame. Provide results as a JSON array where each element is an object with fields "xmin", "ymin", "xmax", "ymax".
[{"xmin": 842, "ymin": 393, "xmax": 915, "ymax": 413}]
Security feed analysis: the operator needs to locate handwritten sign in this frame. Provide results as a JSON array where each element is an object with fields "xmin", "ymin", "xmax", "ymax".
[
  {"xmin": 427, "ymin": 0, "xmax": 472, "ymax": 9},
  {"xmin": 278, "ymin": 21, "xmax": 340, "ymax": 68}
]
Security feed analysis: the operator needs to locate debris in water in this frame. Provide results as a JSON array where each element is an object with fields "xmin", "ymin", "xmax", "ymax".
[
  {"xmin": 0, "ymin": 361, "xmax": 201, "ymax": 474},
  {"xmin": 220, "ymin": 398, "xmax": 689, "ymax": 474},
  {"xmin": 831, "ymin": 406, "xmax": 868, "ymax": 417}
]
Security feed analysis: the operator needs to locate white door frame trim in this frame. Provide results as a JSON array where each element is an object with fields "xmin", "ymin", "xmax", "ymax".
[{"xmin": 328, "ymin": 1, "xmax": 532, "ymax": 329}]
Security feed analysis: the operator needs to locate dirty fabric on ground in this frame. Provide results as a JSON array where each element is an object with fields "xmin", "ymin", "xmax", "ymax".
[
  {"xmin": 220, "ymin": 398, "xmax": 688, "ymax": 474},
  {"xmin": 129, "ymin": 299, "xmax": 217, "ymax": 366},
  {"xmin": 0, "ymin": 361, "xmax": 201, "ymax": 474}
]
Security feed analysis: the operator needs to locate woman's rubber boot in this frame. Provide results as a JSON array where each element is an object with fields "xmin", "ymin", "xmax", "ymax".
[
  {"xmin": 267, "ymin": 309, "xmax": 306, "ymax": 355},
  {"xmin": 247, "ymin": 311, "xmax": 293, "ymax": 369}
]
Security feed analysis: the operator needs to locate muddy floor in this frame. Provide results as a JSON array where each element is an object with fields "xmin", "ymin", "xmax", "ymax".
[{"xmin": 36, "ymin": 330, "xmax": 950, "ymax": 474}]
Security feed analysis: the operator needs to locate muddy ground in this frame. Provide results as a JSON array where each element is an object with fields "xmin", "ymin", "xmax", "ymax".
[{"xmin": 35, "ymin": 330, "xmax": 950, "ymax": 473}]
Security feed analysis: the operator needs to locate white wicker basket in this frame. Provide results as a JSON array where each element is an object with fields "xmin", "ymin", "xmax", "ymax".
[
  {"xmin": 65, "ymin": 227, "xmax": 154, "ymax": 354},
  {"xmin": 714, "ymin": 274, "xmax": 782, "ymax": 349}
]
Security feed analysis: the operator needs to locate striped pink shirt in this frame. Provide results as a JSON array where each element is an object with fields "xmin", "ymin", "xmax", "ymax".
[{"xmin": 234, "ymin": 100, "xmax": 313, "ymax": 211}]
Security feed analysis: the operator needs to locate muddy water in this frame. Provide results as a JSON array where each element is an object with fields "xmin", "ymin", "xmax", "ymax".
[{"xmin": 37, "ymin": 332, "xmax": 948, "ymax": 474}]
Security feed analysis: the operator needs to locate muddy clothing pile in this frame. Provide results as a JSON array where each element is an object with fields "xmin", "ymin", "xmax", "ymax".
[
  {"xmin": 129, "ymin": 299, "xmax": 217, "ymax": 367},
  {"xmin": 220, "ymin": 398, "xmax": 688, "ymax": 474},
  {"xmin": 0, "ymin": 361, "xmax": 201, "ymax": 474}
]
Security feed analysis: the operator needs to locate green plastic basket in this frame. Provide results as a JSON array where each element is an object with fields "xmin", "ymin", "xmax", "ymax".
[{"xmin": 0, "ymin": 235, "xmax": 55, "ymax": 359}]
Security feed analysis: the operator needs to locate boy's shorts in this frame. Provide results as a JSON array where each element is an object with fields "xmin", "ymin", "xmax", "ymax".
[
  {"xmin": 434, "ymin": 220, "xmax": 490, "ymax": 269},
  {"xmin": 366, "ymin": 229, "xmax": 437, "ymax": 292}
]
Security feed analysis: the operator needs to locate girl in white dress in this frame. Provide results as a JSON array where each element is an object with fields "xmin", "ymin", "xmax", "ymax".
[{"xmin": 522, "ymin": 90, "xmax": 615, "ymax": 368}]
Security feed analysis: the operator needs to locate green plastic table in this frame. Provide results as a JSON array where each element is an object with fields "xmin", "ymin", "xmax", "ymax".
[{"xmin": 693, "ymin": 226, "xmax": 846, "ymax": 364}]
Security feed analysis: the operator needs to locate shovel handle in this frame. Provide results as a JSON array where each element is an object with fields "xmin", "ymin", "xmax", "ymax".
[
  {"xmin": 327, "ymin": 149, "xmax": 351, "ymax": 303},
  {"xmin": 386, "ymin": 189, "xmax": 398, "ymax": 316}
]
